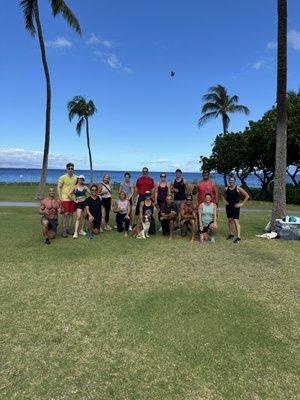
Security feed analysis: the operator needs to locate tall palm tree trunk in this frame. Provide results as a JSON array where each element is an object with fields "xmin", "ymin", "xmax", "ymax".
[
  {"xmin": 85, "ymin": 117, "xmax": 93, "ymax": 183},
  {"xmin": 222, "ymin": 113, "xmax": 228, "ymax": 186},
  {"xmin": 34, "ymin": 0, "xmax": 51, "ymax": 200},
  {"xmin": 271, "ymin": 0, "xmax": 287, "ymax": 229}
]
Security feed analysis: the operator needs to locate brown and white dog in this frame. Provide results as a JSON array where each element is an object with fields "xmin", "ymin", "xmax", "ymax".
[{"xmin": 132, "ymin": 214, "xmax": 150, "ymax": 239}]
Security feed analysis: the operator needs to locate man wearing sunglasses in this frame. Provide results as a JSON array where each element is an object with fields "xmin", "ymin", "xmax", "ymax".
[
  {"xmin": 57, "ymin": 163, "xmax": 77, "ymax": 237},
  {"xmin": 134, "ymin": 167, "xmax": 154, "ymax": 223}
]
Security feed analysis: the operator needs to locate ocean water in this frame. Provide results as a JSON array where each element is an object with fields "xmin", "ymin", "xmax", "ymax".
[{"xmin": 0, "ymin": 167, "xmax": 293, "ymax": 187}]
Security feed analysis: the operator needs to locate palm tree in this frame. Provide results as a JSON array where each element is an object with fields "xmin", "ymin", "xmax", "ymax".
[
  {"xmin": 20, "ymin": 1, "xmax": 81, "ymax": 199},
  {"xmin": 271, "ymin": 0, "xmax": 287, "ymax": 229},
  {"xmin": 198, "ymin": 84, "xmax": 250, "ymax": 135},
  {"xmin": 67, "ymin": 96, "xmax": 97, "ymax": 183}
]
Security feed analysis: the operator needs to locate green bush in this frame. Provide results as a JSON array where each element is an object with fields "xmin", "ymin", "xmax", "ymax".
[{"xmin": 249, "ymin": 184, "xmax": 300, "ymax": 204}]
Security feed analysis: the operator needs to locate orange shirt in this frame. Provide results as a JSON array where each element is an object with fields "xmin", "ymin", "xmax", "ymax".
[{"xmin": 197, "ymin": 180, "xmax": 217, "ymax": 204}]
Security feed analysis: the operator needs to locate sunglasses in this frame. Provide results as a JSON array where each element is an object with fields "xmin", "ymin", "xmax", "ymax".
[
  {"xmin": 67, "ymin": 167, "xmax": 74, "ymax": 170},
  {"xmin": 160, "ymin": 175, "xmax": 166, "ymax": 178}
]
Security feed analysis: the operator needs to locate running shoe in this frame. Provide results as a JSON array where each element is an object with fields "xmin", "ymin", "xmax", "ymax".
[
  {"xmin": 113, "ymin": 225, "xmax": 117, "ymax": 230},
  {"xmin": 104, "ymin": 225, "xmax": 112, "ymax": 231},
  {"xmin": 45, "ymin": 238, "xmax": 51, "ymax": 245},
  {"xmin": 210, "ymin": 237, "xmax": 216, "ymax": 243},
  {"xmin": 86, "ymin": 232, "xmax": 93, "ymax": 240},
  {"xmin": 233, "ymin": 237, "xmax": 241, "ymax": 244},
  {"xmin": 129, "ymin": 225, "xmax": 133, "ymax": 231},
  {"xmin": 79, "ymin": 230, "xmax": 87, "ymax": 236},
  {"xmin": 226, "ymin": 234, "xmax": 235, "ymax": 240},
  {"xmin": 61, "ymin": 229, "xmax": 68, "ymax": 238},
  {"xmin": 100, "ymin": 227, "xmax": 104, "ymax": 233},
  {"xmin": 73, "ymin": 232, "xmax": 78, "ymax": 239}
]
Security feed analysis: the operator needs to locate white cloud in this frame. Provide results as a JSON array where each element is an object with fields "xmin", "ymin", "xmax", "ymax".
[
  {"xmin": 251, "ymin": 60, "xmax": 267, "ymax": 70},
  {"xmin": 86, "ymin": 33, "xmax": 114, "ymax": 48},
  {"xmin": 288, "ymin": 29, "xmax": 300, "ymax": 50},
  {"xmin": 0, "ymin": 148, "xmax": 94, "ymax": 169},
  {"xmin": 45, "ymin": 36, "xmax": 72, "ymax": 48},
  {"xmin": 94, "ymin": 50, "xmax": 131, "ymax": 73},
  {"xmin": 267, "ymin": 41, "xmax": 277, "ymax": 50}
]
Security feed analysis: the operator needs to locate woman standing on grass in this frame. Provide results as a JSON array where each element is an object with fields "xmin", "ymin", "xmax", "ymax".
[
  {"xmin": 112, "ymin": 191, "xmax": 131, "ymax": 237},
  {"xmin": 100, "ymin": 174, "xmax": 112, "ymax": 230},
  {"xmin": 154, "ymin": 172, "xmax": 171, "ymax": 212},
  {"xmin": 119, "ymin": 172, "xmax": 134, "ymax": 230},
  {"xmin": 222, "ymin": 175, "xmax": 249, "ymax": 244},
  {"xmin": 69, "ymin": 175, "xmax": 90, "ymax": 239}
]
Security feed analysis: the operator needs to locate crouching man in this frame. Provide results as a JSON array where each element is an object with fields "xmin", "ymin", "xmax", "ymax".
[
  {"xmin": 159, "ymin": 194, "xmax": 178, "ymax": 240},
  {"xmin": 180, "ymin": 194, "xmax": 196, "ymax": 243},
  {"xmin": 39, "ymin": 187, "xmax": 62, "ymax": 244}
]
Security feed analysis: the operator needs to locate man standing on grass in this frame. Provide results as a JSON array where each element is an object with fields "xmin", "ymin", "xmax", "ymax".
[
  {"xmin": 159, "ymin": 194, "xmax": 178, "ymax": 240},
  {"xmin": 134, "ymin": 167, "xmax": 154, "ymax": 224},
  {"xmin": 57, "ymin": 163, "xmax": 77, "ymax": 237},
  {"xmin": 39, "ymin": 187, "xmax": 62, "ymax": 245},
  {"xmin": 192, "ymin": 169, "xmax": 218, "ymax": 206}
]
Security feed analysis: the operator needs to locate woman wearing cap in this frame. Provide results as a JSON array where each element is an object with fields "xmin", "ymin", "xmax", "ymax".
[
  {"xmin": 100, "ymin": 174, "xmax": 112, "ymax": 230},
  {"xmin": 139, "ymin": 190, "xmax": 156, "ymax": 235},
  {"xmin": 112, "ymin": 191, "xmax": 131, "ymax": 237},
  {"xmin": 154, "ymin": 173, "xmax": 171, "ymax": 212},
  {"xmin": 69, "ymin": 175, "xmax": 90, "ymax": 239},
  {"xmin": 119, "ymin": 172, "xmax": 134, "ymax": 229}
]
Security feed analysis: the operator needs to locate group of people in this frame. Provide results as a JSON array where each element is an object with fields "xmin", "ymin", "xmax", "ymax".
[{"xmin": 39, "ymin": 163, "xmax": 250, "ymax": 245}]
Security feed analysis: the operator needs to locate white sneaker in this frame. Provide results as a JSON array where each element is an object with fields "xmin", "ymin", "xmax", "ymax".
[
  {"xmin": 73, "ymin": 232, "xmax": 78, "ymax": 239},
  {"xmin": 159, "ymin": 227, "xmax": 162, "ymax": 232},
  {"xmin": 100, "ymin": 227, "xmax": 104, "ymax": 233},
  {"xmin": 129, "ymin": 225, "xmax": 133, "ymax": 231},
  {"xmin": 104, "ymin": 224, "xmax": 112, "ymax": 231},
  {"xmin": 79, "ymin": 230, "xmax": 87, "ymax": 236}
]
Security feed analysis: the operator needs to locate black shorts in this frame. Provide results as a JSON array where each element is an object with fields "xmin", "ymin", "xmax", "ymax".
[
  {"xmin": 200, "ymin": 221, "xmax": 213, "ymax": 234},
  {"xmin": 226, "ymin": 205, "xmax": 240, "ymax": 220},
  {"xmin": 76, "ymin": 201, "xmax": 86, "ymax": 210},
  {"xmin": 135, "ymin": 195, "xmax": 145, "ymax": 216},
  {"xmin": 41, "ymin": 217, "xmax": 58, "ymax": 232}
]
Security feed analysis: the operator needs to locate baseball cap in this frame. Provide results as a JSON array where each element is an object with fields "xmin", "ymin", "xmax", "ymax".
[{"xmin": 78, "ymin": 175, "xmax": 85, "ymax": 180}]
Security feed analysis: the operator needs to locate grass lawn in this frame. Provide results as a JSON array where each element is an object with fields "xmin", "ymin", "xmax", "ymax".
[{"xmin": 0, "ymin": 205, "xmax": 299, "ymax": 399}]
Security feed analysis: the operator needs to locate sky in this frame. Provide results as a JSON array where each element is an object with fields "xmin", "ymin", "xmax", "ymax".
[{"xmin": 0, "ymin": 0, "xmax": 299, "ymax": 172}]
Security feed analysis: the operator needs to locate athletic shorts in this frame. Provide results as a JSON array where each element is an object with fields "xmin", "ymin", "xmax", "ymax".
[
  {"xmin": 41, "ymin": 217, "xmax": 58, "ymax": 232},
  {"xmin": 76, "ymin": 201, "xmax": 86, "ymax": 210},
  {"xmin": 226, "ymin": 205, "xmax": 240, "ymax": 220},
  {"xmin": 200, "ymin": 221, "xmax": 214, "ymax": 234},
  {"xmin": 62, "ymin": 201, "xmax": 76, "ymax": 213}
]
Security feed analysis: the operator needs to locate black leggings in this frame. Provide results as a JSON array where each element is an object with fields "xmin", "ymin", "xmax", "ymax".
[
  {"xmin": 102, "ymin": 197, "xmax": 111, "ymax": 224},
  {"xmin": 116, "ymin": 213, "xmax": 130, "ymax": 232}
]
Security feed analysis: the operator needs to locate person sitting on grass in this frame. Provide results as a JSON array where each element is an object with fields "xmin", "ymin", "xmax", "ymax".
[
  {"xmin": 180, "ymin": 194, "xmax": 196, "ymax": 243},
  {"xmin": 85, "ymin": 184, "xmax": 106, "ymax": 239},
  {"xmin": 69, "ymin": 175, "xmax": 90, "ymax": 239},
  {"xmin": 139, "ymin": 190, "xmax": 156, "ymax": 235},
  {"xmin": 39, "ymin": 187, "xmax": 62, "ymax": 245},
  {"xmin": 222, "ymin": 175, "xmax": 250, "ymax": 244},
  {"xmin": 198, "ymin": 193, "xmax": 218, "ymax": 243},
  {"xmin": 159, "ymin": 194, "xmax": 178, "ymax": 240},
  {"xmin": 112, "ymin": 191, "xmax": 131, "ymax": 237}
]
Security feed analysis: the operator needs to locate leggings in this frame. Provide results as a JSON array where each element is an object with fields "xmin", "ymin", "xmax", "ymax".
[
  {"xmin": 116, "ymin": 213, "xmax": 130, "ymax": 232},
  {"xmin": 102, "ymin": 197, "xmax": 111, "ymax": 224}
]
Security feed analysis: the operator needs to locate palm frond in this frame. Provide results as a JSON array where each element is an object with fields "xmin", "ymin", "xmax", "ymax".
[
  {"xmin": 198, "ymin": 111, "xmax": 218, "ymax": 127},
  {"xmin": 20, "ymin": 0, "xmax": 36, "ymax": 36},
  {"xmin": 76, "ymin": 117, "xmax": 85, "ymax": 135},
  {"xmin": 50, "ymin": 0, "xmax": 81, "ymax": 34},
  {"xmin": 227, "ymin": 95, "xmax": 239, "ymax": 106},
  {"xmin": 86, "ymin": 100, "xmax": 97, "ymax": 116},
  {"xmin": 201, "ymin": 102, "xmax": 220, "ymax": 114},
  {"xmin": 227, "ymin": 105, "xmax": 250, "ymax": 115},
  {"xmin": 202, "ymin": 92, "xmax": 221, "ymax": 104}
]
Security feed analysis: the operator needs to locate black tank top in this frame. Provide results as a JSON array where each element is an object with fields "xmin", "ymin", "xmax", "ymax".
[
  {"xmin": 157, "ymin": 184, "xmax": 168, "ymax": 202},
  {"xmin": 143, "ymin": 201, "xmax": 154, "ymax": 217},
  {"xmin": 226, "ymin": 186, "xmax": 240, "ymax": 206},
  {"xmin": 173, "ymin": 178, "xmax": 186, "ymax": 200}
]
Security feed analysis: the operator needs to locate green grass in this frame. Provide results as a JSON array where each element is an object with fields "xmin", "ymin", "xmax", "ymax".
[{"xmin": 0, "ymin": 206, "xmax": 299, "ymax": 399}]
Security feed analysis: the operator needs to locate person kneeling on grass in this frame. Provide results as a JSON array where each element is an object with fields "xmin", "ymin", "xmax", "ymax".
[
  {"xmin": 112, "ymin": 191, "xmax": 131, "ymax": 237},
  {"xmin": 85, "ymin": 185, "xmax": 106, "ymax": 239},
  {"xmin": 159, "ymin": 194, "xmax": 178, "ymax": 240},
  {"xmin": 180, "ymin": 194, "xmax": 196, "ymax": 243},
  {"xmin": 198, "ymin": 193, "xmax": 218, "ymax": 243},
  {"xmin": 39, "ymin": 187, "xmax": 62, "ymax": 245},
  {"xmin": 222, "ymin": 175, "xmax": 250, "ymax": 244}
]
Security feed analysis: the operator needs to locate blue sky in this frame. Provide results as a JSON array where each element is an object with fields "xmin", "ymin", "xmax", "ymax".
[{"xmin": 0, "ymin": 0, "xmax": 299, "ymax": 172}]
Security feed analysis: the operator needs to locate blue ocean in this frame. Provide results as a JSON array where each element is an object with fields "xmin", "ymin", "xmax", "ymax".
[{"xmin": 0, "ymin": 168, "xmax": 295, "ymax": 187}]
